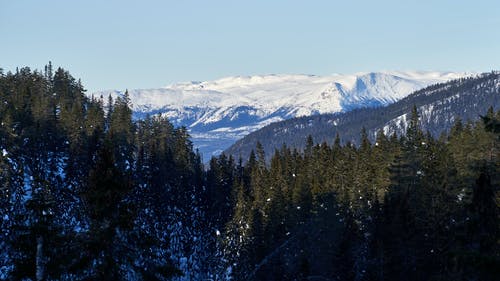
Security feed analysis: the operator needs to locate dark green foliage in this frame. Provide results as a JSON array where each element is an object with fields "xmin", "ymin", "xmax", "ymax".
[
  {"xmin": 219, "ymin": 107, "xmax": 499, "ymax": 281},
  {"xmin": 1, "ymin": 64, "xmax": 499, "ymax": 281},
  {"xmin": 0, "ymin": 65, "xmax": 203, "ymax": 280}
]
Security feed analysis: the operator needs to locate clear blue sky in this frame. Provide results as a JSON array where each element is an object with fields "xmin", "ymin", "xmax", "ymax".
[{"xmin": 1, "ymin": 0, "xmax": 499, "ymax": 93}]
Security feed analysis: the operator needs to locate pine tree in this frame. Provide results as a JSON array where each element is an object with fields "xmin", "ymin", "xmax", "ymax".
[
  {"xmin": 109, "ymin": 91, "xmax": 135, "ymax": 173},
  {"xmin": 78, "ymin": 137, "xmax": 132, "ymax": 279}
]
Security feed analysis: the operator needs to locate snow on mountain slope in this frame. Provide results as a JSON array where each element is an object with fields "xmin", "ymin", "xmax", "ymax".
[{"xmin": 94, "ymin": 71, "xmax": 467, "ymax": 161}]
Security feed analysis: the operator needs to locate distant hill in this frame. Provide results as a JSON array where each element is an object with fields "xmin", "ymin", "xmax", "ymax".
[
  {"xmin": 225, "ymin": 71, "xmax": 500, "ymax": 161},
  {"xmin": 94, "ymin": 71, "xmax": 466, "ymax": 160}
]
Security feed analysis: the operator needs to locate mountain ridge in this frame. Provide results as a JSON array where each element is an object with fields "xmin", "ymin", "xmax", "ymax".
[
  {"xmin": 224, "ymin": 71, "xmax": 500, "ymax": 162},
  {"xmin": 93, "ymin": 71, "xmax": 469, "ymax": 160}
]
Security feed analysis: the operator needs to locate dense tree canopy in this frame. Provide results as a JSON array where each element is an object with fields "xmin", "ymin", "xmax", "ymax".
[
  {"xmin": 210, "ymin": 105, "xmax": 500, "ymax": 280},
  {"xmin": 0, "ymin": 65, "xmax": 201, "ymax": 280},
  {"xmin": 0, "ymin": 65, "xmax": 498, "ymax": 280}
]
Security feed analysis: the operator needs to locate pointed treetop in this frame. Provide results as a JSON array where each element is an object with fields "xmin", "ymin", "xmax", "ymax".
[{"xmin": 360, "ymin": 127, "xmax": 371, "ymax": 151}]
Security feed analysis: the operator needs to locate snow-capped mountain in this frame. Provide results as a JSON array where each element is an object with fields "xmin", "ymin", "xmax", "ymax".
[{"xmin": 94, "ymin": 71, "xmax": 467, "ymax": 160}]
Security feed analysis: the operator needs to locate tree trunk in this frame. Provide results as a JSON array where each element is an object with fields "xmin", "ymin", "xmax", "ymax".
[{"xmin": 36, "ymin": 235, "xmax": 44, "ymax": 281}]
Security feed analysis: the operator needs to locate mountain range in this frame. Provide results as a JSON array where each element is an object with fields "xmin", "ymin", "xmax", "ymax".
[
  {"xmin": 94, "ymin": 71, "xmax": 467, "ymax": 160},
  {"xmin": 225, "ymin": 71, "xmax": 500, "ymax": 162}
]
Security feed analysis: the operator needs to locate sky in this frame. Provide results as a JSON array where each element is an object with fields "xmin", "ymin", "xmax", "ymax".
[{"xmin": 1, "ymin": 0, "xmax": 499, "ymax": 93}]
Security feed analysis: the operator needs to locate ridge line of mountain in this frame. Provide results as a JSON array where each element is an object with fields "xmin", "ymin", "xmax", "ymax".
[
  {"xmin": 93, "ymin": 71, "xmax": 471, "ymax": 160},
  {"xmin": 224, "ymin": 71, "xmax": 499, "ymax": 162}
]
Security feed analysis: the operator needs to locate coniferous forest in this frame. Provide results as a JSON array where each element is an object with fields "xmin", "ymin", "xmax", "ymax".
[{"xmin": 0, "ymin": 65, "xmax": 499, "ymax": 280}]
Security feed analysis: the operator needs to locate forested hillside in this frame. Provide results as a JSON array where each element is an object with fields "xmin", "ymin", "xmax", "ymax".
[
  {"xmin": 0, "ymin": 65, "xmax": 214, "ymax": 280},
  {"xmin": 210, "ymin": 106, "xmax": 499, "ymax": 280},
  {"xmin": 0, "ymin": 65, "xmax": 498, "ymax": 280}
]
